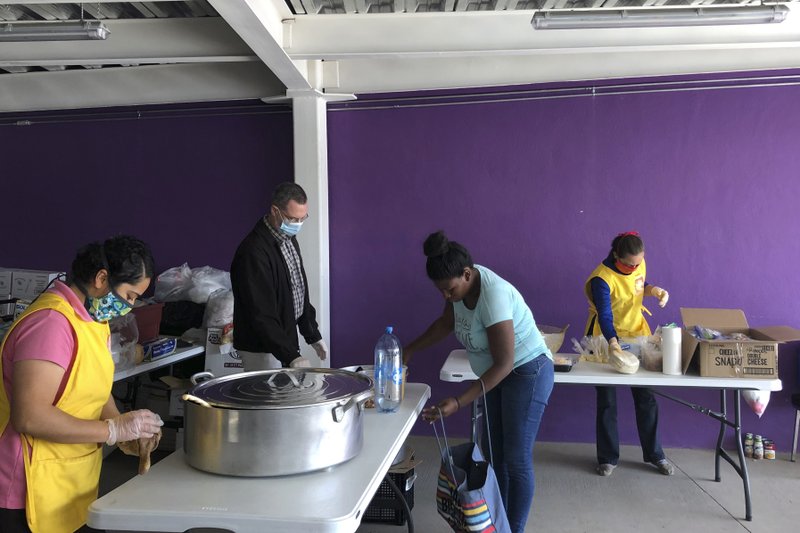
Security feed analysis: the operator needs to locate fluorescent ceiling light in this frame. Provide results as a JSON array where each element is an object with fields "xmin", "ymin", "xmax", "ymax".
[
  {"xmin": 0, "ymin": 20, "xmax": 110, "ymax": 42},
  {"xmin": 531, "ymin": 6, "xmax": 790, "ymax": 30}
]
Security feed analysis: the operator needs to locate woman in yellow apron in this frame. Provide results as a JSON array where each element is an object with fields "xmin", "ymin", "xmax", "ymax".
[
  {"xmin": 0, "ymin": 236, "xmax": 164, "ymax": 533},
  {"xmin": 584, "ymin": 232, "xmax": 673, "ymax": 477}
]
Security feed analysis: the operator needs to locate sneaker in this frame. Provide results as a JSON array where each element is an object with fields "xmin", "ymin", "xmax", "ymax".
[
  {"xmin": 596, "ymin": 463, "xmax": 616, "ymax": 476},
  {"xmin": 652, "ymin": 459, "xmax": 674, "ymax": 476}
]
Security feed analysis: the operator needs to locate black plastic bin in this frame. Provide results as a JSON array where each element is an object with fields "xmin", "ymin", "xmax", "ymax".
[{"xmin": 363, "ymin": 469, "xmax": 416, "ymax": 525}]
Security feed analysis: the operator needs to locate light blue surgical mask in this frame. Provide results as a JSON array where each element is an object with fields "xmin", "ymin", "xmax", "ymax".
[
  {"xmin": 85, "ymin": 289, "xmax": 132, "ymax": 322},
  {"xmin": 280, "ymin": 219, "xmax": 303, "ymax": 236},
  {"xmin": 275, "ymin": 207, "xmax": 307, "ymax": 237}
]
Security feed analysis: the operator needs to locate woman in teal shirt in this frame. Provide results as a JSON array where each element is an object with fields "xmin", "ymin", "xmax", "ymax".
[{"xmin": 404, "ymin": 231, "xmax": 554, "ymax": 533}]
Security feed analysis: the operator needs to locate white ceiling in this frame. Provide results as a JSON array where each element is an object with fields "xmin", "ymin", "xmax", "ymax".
[{"xmin": 1, "ymin": 0, "xmax": 799, "ymax": 112}]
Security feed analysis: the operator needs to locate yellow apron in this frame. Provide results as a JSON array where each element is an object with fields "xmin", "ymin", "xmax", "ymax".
[
  {"xmin": 584, "ymin": 259, "xmax": 652, "ymax": 338},
  {"xmin": 0, "ymin": 291, "xmax": 113, "ymax": 533}
]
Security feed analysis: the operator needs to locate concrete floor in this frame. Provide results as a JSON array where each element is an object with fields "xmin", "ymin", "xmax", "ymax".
[
  {"xmin": 354, "ymin": 437, "xmax": 800, "ymax": 533},
  {"xmin": 99, "ymin": 436, "xmax": 800, "ymax": 533}
]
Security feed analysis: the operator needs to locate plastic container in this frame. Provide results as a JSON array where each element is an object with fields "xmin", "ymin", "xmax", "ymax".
[
  {"xmin": 744, "ymin": 433, "xmax": 754, "ymax": 458},
  {"xmin": 131, "ymin": 301, "xmax": 164, "ymax": 342},
  {"xmin": 753, "ymin": 435, "xmax": 764, "ymax": 460},
  {"xmin": 374, "ymin": 326, "xmax": 403, "ymax": 413},
  {"xmin": 552, "ymin": 353, "xmax": 579, "ymax": 372},
  {"xmin": 764, "ymin": 440, "xmax": 775, "ymax": 460}
]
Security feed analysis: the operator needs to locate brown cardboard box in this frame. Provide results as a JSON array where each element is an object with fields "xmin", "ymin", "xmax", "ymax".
[{"xmin": 680, "ymin": 308, "xmax": 800, "ymax": 378}]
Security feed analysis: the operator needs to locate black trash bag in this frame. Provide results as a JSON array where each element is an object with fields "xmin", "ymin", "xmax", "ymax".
[{"xmin": 159, "ymin": 301, "xmax": 206, "ymax": 337}]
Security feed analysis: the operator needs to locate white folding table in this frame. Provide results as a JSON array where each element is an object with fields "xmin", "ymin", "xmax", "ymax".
[
  {"xmin": 88, "ymin": 382, "xmax": 431, "ymax": 533},
  {"xmin": 440, "ymin": 349, "xmax": 781, "ymax": 521},
  {"xmin": 113, "ymin": 342, "xmax": 204, "ymax": 382}
]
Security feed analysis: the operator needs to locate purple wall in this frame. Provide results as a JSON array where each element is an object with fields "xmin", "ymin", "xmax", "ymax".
[
  {"xmin": 328, "ymin": 77, "xmax": 800, "ymax": 450},
  {"xmin": 3, "ymin": 78, "xmax": 799, "ymax": 452},
  {"xmin": 1, "ymin": 104, "xmax": 293, "ymax": 281}
]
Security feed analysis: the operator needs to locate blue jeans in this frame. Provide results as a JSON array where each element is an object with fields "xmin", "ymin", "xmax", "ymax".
[
  {"xmin": 595, "ymin": 386, "xmax": 666, "ymax": 465},
  {"xmin": 482, "ymin": 355, "xmax": 554, "ymax": 533}
]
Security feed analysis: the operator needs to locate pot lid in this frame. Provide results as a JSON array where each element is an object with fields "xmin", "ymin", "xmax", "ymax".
[{"xmin": 186, "ymin": 368, "xmax": 372, "ymax": 409}]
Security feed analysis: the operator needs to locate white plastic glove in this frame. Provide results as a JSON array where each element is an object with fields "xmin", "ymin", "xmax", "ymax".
[
  {"xmin": 106, "ymin": 410, "xmax": 164, "ymax": 446},
  {"xmin": 608, "ymin": 338, "xmax": 624, "ymax": 357},
  {"xmin": 311, "ymin": 339, "xmax": 329, "ymax": 361},
  {"xmin": 650, "ymin": 286, "xmax": 670, "ymax": 308},
  {"xmin": 289, "ymin": 356, "xmax": 312, "ymax": 368}
]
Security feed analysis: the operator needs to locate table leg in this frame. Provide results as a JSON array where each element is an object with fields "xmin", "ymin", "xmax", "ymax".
[
  {"xmin": 734, "ymin": 390, "xmax": 752, "ymax": 521},
  {"xmin": 714, "ymin": 389, "xmax": 726, "ymax": 482},
  {"xmin": 651, "ymin": 387, "xmax": 752, "ymax": 521}
]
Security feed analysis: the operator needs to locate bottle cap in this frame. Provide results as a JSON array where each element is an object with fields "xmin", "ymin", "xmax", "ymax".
[{"xmin": 385, "ymin": 326, "xmax": 393, "ymax": 334}]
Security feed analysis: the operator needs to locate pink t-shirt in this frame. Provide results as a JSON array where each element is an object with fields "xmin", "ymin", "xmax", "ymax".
[{"xmin": 0, "ymin": 281, "xmax": 92, "ymax": 509}]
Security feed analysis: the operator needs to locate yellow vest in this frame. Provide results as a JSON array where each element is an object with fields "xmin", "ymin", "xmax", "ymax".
[
  {"xmin": 584, "ymin": 259, "xmax": 652, "ymax": 338},
  {"xmin": 0, "ymin": 290, "xmax": 113, "ymax": 533}
]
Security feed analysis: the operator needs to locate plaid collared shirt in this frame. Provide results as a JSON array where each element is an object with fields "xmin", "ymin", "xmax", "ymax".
[{"xmin": 265, "ymin": 217, "xmax": 305, "ymax": 320}]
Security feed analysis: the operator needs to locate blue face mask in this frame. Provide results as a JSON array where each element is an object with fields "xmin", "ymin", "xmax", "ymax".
[
  {"xmin": 279, "ymin": 219, "xmax": 303, "ymax": 237},
  {"xmin": 85, "ymin": 290, "xmax": 132, "ymax": 322}
]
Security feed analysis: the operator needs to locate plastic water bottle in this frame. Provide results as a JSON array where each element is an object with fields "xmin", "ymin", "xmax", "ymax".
[{"xmin": 374, "ymin": 326, "xmax": 403, "ymax": 413}]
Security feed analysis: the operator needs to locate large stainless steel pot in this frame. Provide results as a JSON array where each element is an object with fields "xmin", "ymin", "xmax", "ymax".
[{"xmin": 182, "ymin": 368, "xmax": 373, "ymax": 477}]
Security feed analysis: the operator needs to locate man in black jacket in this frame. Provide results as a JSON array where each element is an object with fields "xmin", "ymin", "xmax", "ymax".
[{"xmin": 230, "ymin": 182, "xmax": 329, "ymax": 370}]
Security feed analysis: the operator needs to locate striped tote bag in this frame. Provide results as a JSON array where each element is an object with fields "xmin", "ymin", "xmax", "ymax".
[{"xmin": 433, "ymin": 410, "xmax": 510, "ymax": 533}]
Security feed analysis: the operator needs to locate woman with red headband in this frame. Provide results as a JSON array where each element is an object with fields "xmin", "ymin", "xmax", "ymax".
[{"xmin": 584, "ymin": 232, "xmax": 673, "ymax": 477}]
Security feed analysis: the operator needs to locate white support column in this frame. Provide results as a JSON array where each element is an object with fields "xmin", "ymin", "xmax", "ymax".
[{"xmin": 289, "ymin": 89, "xmax": 355, "ymax": 368}]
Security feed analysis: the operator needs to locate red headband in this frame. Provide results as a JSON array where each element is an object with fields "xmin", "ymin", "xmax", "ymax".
[{"xmin": 617, "ymin": 231, "xmax": 640, "ymax": 238}]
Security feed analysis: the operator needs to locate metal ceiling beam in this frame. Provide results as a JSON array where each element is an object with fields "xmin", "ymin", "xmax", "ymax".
[
  {"xmin": 284, "ymin": 10, "xmax": 800, "ymax": 60},
  {"xmin": 0, "ymin": 18, "xmax": 256, "ymax": 67},
  {"xmin": 331, "ymin": 47, "xmax": 800, "ymax": 93},
  {"xmin": 11, "ymin": 1, "xmax": 176, "ymax": 4},
  {"xmin": 0, "ymin": 62, "xmax": 284, "ymax": 112},
  {"xmin": 208, "ymin": 0, "xmax": 311, "ymax": 91}
]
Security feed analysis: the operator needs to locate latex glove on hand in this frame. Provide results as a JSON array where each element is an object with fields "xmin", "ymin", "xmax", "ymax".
[
  {"xmin": 106, "ymin": 410, "xmax": 164, "ymax": 446},
  {"xmin": 289, "ymin": 356, "xmax": 312, "ymax": 368},
  {"xmin": 607, "ymin": 338, "xmax": 639, "ymax": 374},
  {"xmin": 311, "ymin": 340, "xmax": 328, "ymax": 361},
  {"xmin": 117, "ymin": 429, "xmax": 163, "ymax": 475},
  {"xmin": 608, "ymin": 338, "xmax": 624, "ymax": 357},
  {"xmin": 650, "ymin": 286, "xmax": 670, "ymax": 308}
]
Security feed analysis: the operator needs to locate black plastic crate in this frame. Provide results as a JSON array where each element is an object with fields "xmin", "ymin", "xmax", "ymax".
[{"xmin": 363, "ymin": 469, "xmax": 416, "ymax": 525}]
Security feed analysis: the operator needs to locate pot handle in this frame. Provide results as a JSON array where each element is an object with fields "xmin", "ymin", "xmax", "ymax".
[
  {"xmin": 266, "ymin": 370, "xmax": 302, "ymax": 389},
  {"xmin": 332, "ymin": 389, "xmax": 374, "ymax": 423},
  {"xmin": 182, "ymin": 393, "xmax": 212, "ymax": 408},
  {"xmin": 190, "ymin": 371, "xmax": 215, "ymax": 385}
]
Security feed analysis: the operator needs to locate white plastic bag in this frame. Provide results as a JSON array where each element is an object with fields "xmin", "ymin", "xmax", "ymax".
[
  {"xmin": 155, "ymin": 263, "xmax": 192, "ymax": 302},
  {"xmin": 203, "ymin": 289, "xmax": 234, "ymax": 328},
  {"xmin": 187, "ymin": 266, "xmax": 231, "ymax": 304},
  {"xmin": 743, "ymin": 390, "xmax": 770, "ymax": 418}
]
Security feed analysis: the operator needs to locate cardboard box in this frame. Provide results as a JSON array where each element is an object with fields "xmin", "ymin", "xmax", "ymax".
[
  {"xmin": 205, "ymin": 323, "xmax": 243, "ymax": 377},
  {"xmin": 6, "ymin": 269, "xmax": 65, "ymax": 301},
  {"xmin": 680, "ymin": 308, "xmax": 800, "ymax": 378},
  {"xmin": 160, "ymin": 376, "xmax": 192, "ymax": 417}
]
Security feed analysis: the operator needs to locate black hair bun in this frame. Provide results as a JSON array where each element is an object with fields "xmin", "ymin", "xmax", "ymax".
[{"xmin": 423, "ymin": 231, "xmax": 450, "ymax": 258}]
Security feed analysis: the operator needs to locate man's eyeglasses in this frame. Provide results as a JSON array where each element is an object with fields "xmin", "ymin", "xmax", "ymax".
[{"xmin": 276, "ymin": 207, "xmax": 309, "ymax": 224}]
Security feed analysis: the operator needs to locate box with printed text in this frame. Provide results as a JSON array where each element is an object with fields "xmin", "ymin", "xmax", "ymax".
[{"xmin": 680, "ymin": 308, "xmax": 800, "ymax": 378}]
